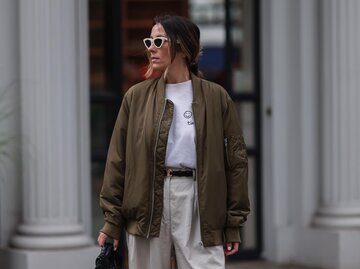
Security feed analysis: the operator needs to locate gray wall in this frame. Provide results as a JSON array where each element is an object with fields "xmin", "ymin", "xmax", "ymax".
[{"xmin": 0, "ymin": 0, "xmax": 21, "ymax": 247}]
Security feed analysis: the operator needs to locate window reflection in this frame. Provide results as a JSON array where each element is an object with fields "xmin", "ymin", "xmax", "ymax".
[
  {"xmin": 189, "ymin": 0, "xmax": 254, "ymax": 93},
  {"xmin": 189, "ymin": 0, "xmax": 225, "ymax": 85},
  {"xmin": 230, "ymin": 0, "xmax": 254, "ymax": 93},
  {"xmin": 235, "ymin": 102, "xmax": 255, "ymax": 148}
]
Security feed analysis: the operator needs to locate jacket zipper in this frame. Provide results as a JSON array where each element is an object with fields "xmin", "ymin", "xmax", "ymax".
[
  {"xmin": 224, "ymin": 137, "xmax": 231, "ymax": 168},
  {"xmin": 147, "ymin": 98, "xmax": 167, "ymax": 238},
  {"xmin": 193, "ymin": 104, "xmax": 204, "ymax": 246}
]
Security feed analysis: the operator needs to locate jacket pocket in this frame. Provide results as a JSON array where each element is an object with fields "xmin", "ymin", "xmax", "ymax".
[{"xmin": 226, "ymin": 135, "xmax": 247, "ymax": 169}]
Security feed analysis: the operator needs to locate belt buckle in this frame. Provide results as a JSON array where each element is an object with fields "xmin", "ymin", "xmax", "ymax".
[{"xmin": 166, "ymin": 169, "xmax": 173, "ymax": 177}]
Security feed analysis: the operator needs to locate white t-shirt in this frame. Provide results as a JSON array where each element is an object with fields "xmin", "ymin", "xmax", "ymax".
[{"xmin": 165, "ymin": 80, "xmax": 196, "ymax": 169}]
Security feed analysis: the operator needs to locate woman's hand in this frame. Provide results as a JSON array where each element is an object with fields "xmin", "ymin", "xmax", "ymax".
[
  {"xmin": 97, "ymin": 231, "xmax": 119, "ymax": 251},
  {"xmin": 224, "ymin": 242, "xmax": 239, "ymax": 256}
]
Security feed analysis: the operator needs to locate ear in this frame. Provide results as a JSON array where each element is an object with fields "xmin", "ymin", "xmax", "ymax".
[
  {"xmin": 177, "ymin": 50, "xmax": 186, "ymax": 59},
  {"xmin": 174, "ymin": 50, "xmax": 186, "ymax": 61},
  {"xmin": 175, "ymin": 43, "xmax": 185, "ymax": 57}
]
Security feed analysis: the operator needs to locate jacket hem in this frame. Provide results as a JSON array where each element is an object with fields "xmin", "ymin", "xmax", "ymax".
[
  {"xmin": 224, "ymin": 227, "xmax": 241, "ymax": 243},
  {"xmin": 202, "ymin": 229, "xmax": 225, "ymax": 247},
  {"xmin": 126, "ymin": 220, "xmax": 146, "ymax": 237}
]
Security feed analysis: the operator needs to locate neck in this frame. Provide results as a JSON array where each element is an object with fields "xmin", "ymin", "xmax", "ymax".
[
  {"xmin": 165, "ymin": 70, "xmax": 190, "ymax": 84},
  {"xmin": 164, "ymin": 56, "xmax": 190, "ymax": 84}
]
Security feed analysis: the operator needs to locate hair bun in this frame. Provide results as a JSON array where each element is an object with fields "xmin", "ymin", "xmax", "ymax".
[{"xmin": 190, "ymin": 62, "xmax": 198, "ymax": 68}]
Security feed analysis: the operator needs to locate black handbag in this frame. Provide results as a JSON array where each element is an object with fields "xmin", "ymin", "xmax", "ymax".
[{"xmin": 95, "ymin": 242, "xmax": 123, "ymax": 269}]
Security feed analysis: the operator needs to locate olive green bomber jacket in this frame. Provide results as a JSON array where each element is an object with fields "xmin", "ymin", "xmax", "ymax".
[{"xmin": 100, "ymin": 73, "xmax": 250, "ymax": 247}]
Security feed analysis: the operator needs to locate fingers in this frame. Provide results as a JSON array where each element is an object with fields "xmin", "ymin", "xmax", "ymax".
[
  {"xmin": 224, "ymin": 242, "xmax": 239, "ymax": 256},
  {"xmin": 113, "ymin": 239, "xmax": 119, "ymax": 251},
  {"xmin": 97, "ymin": 232, "xmax": 119, "ymax": 251},
  {"xmin": 97, "ymin": 232, "xmax": 108, "ymax": 247}
]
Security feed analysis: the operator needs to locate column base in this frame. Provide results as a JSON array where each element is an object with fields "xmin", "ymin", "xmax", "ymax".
[
  {"xmin": 0, "ymin": 245, "xmax": 100, "ymax": 269},
  {"xmin": 292, "ymin": 227, "xmax": 360, "ymax": 269},
  {"xmin": 11, "ymin": 233, "xmax": 93, "ymax": 249},
  {"xmin": 313, "ymin": 206, "xmax": 360, "ymax": 228},
  {"xmin": 10, "ymin": 223, "xmax": 93, "ymax": 249}
]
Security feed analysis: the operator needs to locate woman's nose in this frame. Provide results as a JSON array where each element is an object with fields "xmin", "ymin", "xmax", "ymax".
[{"xmin": 148, "ymin": 45, "xmax": 156, "ymax": 52}]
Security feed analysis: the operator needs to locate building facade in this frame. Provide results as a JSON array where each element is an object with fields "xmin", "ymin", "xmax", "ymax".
[{"xmin": 0, "ymin": 0, "xmax": 359, "ymax": 268}]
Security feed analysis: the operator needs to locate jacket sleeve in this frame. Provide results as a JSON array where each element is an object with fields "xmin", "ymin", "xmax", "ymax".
[
  {"xmin": 222, "ymin": 94, "xmax": 250, "ymax": 243},
  {"xmin": 99, "ymin": 93, "xmax": 130, "ymax": 240}
]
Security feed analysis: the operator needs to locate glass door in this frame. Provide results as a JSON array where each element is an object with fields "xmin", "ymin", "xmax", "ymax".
[
  {"xmin": 227, "ymin": 0, "xmax": 262, "ymax": 258},
  {"xmin": 226, "ymin": 0, "xmax": 262, "ymax": 259},
  {"xmin": 189, "ymin": 0, "xmax": 262, "ymax": 259}
]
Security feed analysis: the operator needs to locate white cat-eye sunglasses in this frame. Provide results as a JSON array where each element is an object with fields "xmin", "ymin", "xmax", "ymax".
[{"xmin": 143, "ymin": 37, "xmax": 169, "ymax": 49}]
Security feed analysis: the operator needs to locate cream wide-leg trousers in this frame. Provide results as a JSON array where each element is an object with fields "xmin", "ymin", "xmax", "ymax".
[{"xmin": 126, "ymin": 175, "xmax": 225, "ymax": 269}]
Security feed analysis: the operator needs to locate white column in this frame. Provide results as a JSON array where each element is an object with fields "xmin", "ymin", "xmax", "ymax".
[
  {"xmin": 11, "ymin": 0, "xmax": 92, "ymax": 249},
  {"xmin": 314, "ymin": 0, "xmax": 360, "ymax": 228}
]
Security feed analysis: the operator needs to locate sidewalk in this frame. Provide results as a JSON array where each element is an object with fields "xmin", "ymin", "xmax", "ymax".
[{"xmin": 226, "ymin": 261, "xmax": 322, "ymax": 269}]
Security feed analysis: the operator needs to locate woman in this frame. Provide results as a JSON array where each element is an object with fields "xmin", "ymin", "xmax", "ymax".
[{"xmin": 97, "ymin": 15, "xmax": 250, "ymax": 269}]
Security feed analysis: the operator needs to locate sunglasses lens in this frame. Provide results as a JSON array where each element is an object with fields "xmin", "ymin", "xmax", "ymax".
[
  {"xmin": 144, "ymin": 39, "xmax": 152, "ymax": 48},
  {"xmin": 153, "ymin": 38, "xmax": 163, "ymax": 48}
]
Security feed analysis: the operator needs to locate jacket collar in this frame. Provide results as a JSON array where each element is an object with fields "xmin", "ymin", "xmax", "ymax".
[
  {"xmin": 155, "ymin": 72, "xmax": 202, "ymax": 103},
  {"xmin": 190, "ymin": 72, "xmax": 202, "ymax": 104}
]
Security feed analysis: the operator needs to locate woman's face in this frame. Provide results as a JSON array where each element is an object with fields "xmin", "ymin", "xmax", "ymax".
[{"xmin": 147, "ymin": 23, "xmax": 172, "ymax": 72}]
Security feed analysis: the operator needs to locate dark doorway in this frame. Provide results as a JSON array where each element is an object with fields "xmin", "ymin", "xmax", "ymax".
[{"xmin": 89, "ymin": 0, "xmax": 262, "ymax": 260}]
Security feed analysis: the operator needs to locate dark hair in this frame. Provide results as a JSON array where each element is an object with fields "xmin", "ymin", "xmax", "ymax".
[{"xmin": 145, "ymin": 15, "xmax": 203, "ymax": 78}]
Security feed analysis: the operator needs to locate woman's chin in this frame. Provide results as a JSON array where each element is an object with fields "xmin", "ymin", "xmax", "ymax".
[
  {"xmin": 152, "ymin": 65, "xmax": 165, "ymax": 71},
  {"xmin": 150, "ymin": 70, "xmax": 162, "ymax": 78}
]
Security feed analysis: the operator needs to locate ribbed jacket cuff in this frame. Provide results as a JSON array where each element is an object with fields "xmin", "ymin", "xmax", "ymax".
[
  {"xmin": 100, "ymin": 222, "xmax": 121, "ymax": 240},
  {"xmin": 224, "ymin": 227, "xmax": 241, "ymax": 243}
]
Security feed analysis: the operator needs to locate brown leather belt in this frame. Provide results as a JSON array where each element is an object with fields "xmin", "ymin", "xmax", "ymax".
[{"xmin": 164, "ymin": 168, "xmax": 194, "ymax": 177}]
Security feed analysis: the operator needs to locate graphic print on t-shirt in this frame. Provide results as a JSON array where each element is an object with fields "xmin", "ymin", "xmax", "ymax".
[{"xmin": 183, "ymin": 111, "xmax": 194, "ymax": 125}]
